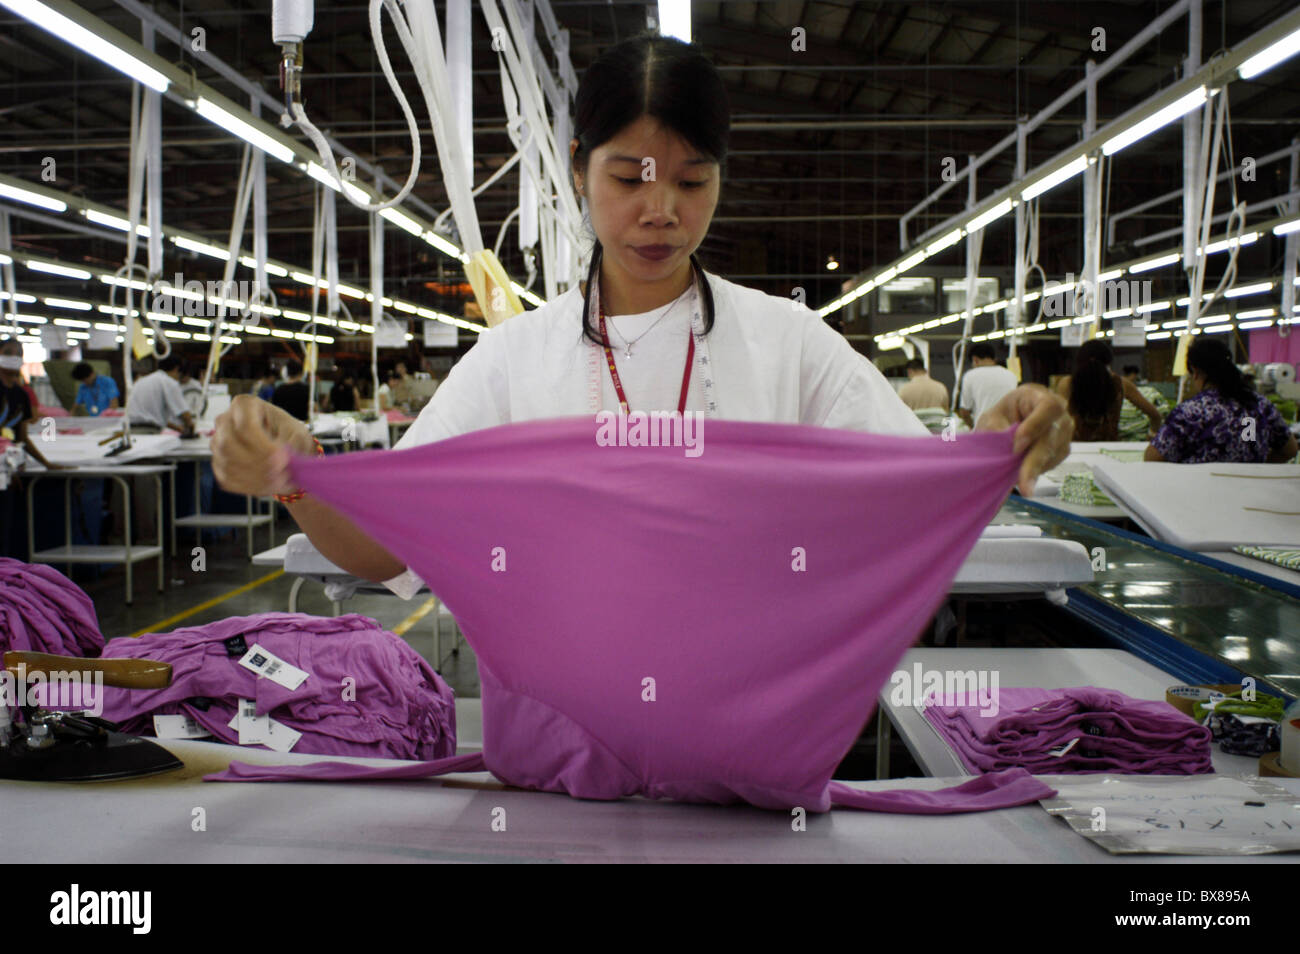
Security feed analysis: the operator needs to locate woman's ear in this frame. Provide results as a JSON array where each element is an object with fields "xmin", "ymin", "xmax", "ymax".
[{"xmin": 569, "ymin": 138, "xmax": 583, "ymax": 196}]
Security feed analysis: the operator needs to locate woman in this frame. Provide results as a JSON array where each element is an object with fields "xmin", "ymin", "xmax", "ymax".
[
  {"xmin": 328, "ymin": 370, "xmax": 360, "ymax": 413},
  {"xmin": 1055, "ymin": 340, "xmax": 1162, "ymax": 441},
  {"xmin": 212, "ymin": 34, "xmax": 1070, "ymax": 586},
  {"xmin": 1145, "ymin": 337, "xmax": 1297, "ymax": 463}
]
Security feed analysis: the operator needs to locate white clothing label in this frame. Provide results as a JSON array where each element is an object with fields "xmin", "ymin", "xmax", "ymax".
[{"xmin": 238, "ymin": 644, "xmax": 309, "ymax": 690}]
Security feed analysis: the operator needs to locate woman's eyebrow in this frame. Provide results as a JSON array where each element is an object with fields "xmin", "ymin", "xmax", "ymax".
[{"xmin": 604, "ymin": 154, "xmax": 713, "ymax": 166}]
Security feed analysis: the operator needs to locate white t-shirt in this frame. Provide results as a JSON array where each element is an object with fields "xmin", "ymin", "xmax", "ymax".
[
  {"xmin": 128, "ymin": 369, "xmax": 189, "ymax": 429},
  {"xmin": 959, "ymin": 364, "xmax": 1019, "ymax": 427},
  {"xmin": 395, "ymin": 272, "xmax": 926, "ymax": 449}
]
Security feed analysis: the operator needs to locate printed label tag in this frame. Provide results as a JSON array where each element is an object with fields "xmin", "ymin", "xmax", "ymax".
[
  {"xmin": 238, "ymin": 644, "xmax": 309, "ymax": 690},
  {"xmin": 153, "ymin": 714, "xmax": 211, "ymax": 739},
  {"xmin": 229, "ymin": 698, "xmax": 299, "ymax": 751}
]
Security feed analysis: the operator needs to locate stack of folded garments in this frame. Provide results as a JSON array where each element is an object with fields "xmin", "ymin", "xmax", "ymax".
[
  {"xmin": 0, "ymin": 557, "xmax": 105, "ymax": 656},
  {"xmin": 80, "ymin": 612, "xmax": 456, "ymax": 760},
  {"xmin": 1232, "ymin": 545, "xmax": 1300, "ymax": 573},
  {"xmin": 1059, "ymin": 471, "xmax": 1116, "ymax": 507},
  {"xmin": 924, "ymin": 686, "xmax": 1213, "ymax": 775}
]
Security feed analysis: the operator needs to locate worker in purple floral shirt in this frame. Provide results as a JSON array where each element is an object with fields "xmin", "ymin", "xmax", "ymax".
[{"xmin": 1145, "ymin": 338, "xmax": 1298, "ymax": 464}]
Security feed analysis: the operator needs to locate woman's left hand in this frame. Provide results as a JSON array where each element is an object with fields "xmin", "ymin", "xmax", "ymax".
[{"xmin": 976, "ymin": 384, "xmax": 1073, "ymax": 496}]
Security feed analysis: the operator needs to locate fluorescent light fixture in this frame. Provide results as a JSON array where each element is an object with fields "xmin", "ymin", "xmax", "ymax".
[
  {"xmin": 1130, "ymin": 252, "xmax": 1180, "ymax": 273},
  {"xmin": 0, "ymin": 0, "xmax": 170, "ymax": 92},
  {"xmin": 84, "ymin": 209, "xmax": 148, "ymax": 235},
  {"xmin": 1239, "ymin": 26, "xmax": 1300, "ymax": 79},
  {"xmin": 1196, "ymin": 313, "xmax": 1229, "ymax": 325},
  {"xmin": 423, "ymin": 231, "xmax": 461, "ymax": 258},
  {"xmin": 924, "ymin": 228, "xmax": 964, "ymax": 256},
  {"xmin": 336, "ymin": 284, "xmax": 366, "ymax": 299},
  {"xmin": 51, "ymin": 317, "xmax": 89, "ymax": 328},
  {"xmin": 1102, "ymin": 308, "xmax": 1130, "ymax": 319},
  {"xmin": 238, "ymin": 255, "xmax": 289, "ymax": 277},
  {"xmin": 897, "ymin": 250, "xmax": 926, "ymax": 273},
  {"xmin": 26, "ymin": 260, "xmax": 91, "ymax": 280},
  {"xmin": 1202, "ymin": 232, "xmax": 1258, "ymax": 255},
  {"xmin": 195, "ymin": 97, "xmax": 295, "ymax": 164},
  {"xmin": 44, "ymin": 297, "xmax": 91, "ymax": 310},
  {"xmin": 1202, "ymin": 323, "xmax": 1231, "ymax": 334},
  {"xmin": 0, "ymin": 180, "xmax": 66, "ymax": 212},
  {"xmin": 1162, "ymin": 320, "xmax": 1188, "ymax": 329},
  {"xmin": 1102, "ymin": 87, "xmax": 1207, "ymax": 156},
  {"xmin": 1099, "ymin": 269, "xmax": 1124, "ymax": 282},
  {"xmin": 99, "ymin": 275, "xmax": 149, "ymax": 291},
  {"xmin": 967, "ymin": 198, "xmax": 1013, "ymax": 233},
  {"xmin": 1047, "ymin": 319, "xmax": 1071, "ymax": 329},
  {"xmin": 394, "ymin": 300, "xmax": 418, "ymax": 314},
  {"xmin": 875, "ymin": 266, "xmax": 898, "ymax": 285},
  {"xmin": 1021, "ymin": 156, "xmax": 1088, "ymax": 201},
  {"xmin": 1225, "ymin": 282, "xmax": 1274, "ymax": 298},
  {"xmin": 0, "ymin": 253, "xmax": 9, "ymax": 265},
  {"xmin": 380, "ymin": 208, "xmax": 423, "ymax": 236},
  {"xmin": 657, "ymin": 0, "xmax": 690, "ymax": 43},
  {"xmin": 173, "ymin": 236, "xmax": 231, "ymax": 260},
  {"xmin": 180, "ymin": 316, "xmax": 210, "ymax": 328},
  {"xmin": 0, "ymin": 291, "xmax": 36, "ymax": 303},
  {"xmin": 1238, "ymin": 319, "xmax": 1274, "ymax": 330},
  {"xmin": 1147, "ymin": 331, "xmax": 1171, "ymax": 340},
  {"xmin": 244, "ymin": 325, "xmax": 270, "ymax": 335},
  {"xmin": 1236, "ymin": 308, "xmax": 1276, "ymax": 320},
  {"xmin": 1136, "ymin": 300, "xmax": 1171, "ymax": 313},
  {"xmin": 1273, "ymin": 218, "xmax": 1300, "ymax": 236},
  {"xmin": 305, "ymin": 162, "xmax": 341, "ymax": 191}
]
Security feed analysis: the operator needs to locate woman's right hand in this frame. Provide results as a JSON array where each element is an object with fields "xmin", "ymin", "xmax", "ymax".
[{"xmin": 211, "ymin": 394, "xmax": 315, "ymax": 497}]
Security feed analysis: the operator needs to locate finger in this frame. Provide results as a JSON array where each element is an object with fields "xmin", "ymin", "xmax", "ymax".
[
  {"xmin": 1011, "ymin": 387, "xmax": 1065, "ymax": 455},
  {"xmin": 1017, "ymin": 418, "xmax": 1072, "ymax": 495}
]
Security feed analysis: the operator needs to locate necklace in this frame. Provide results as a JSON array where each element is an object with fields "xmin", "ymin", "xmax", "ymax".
[{"xmin": 604, "ymin": 289, "xmax": 688, "ymax": 359}]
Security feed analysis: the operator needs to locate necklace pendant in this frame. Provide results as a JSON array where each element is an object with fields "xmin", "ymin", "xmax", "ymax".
[{"xmin": 624, "ymin": 347, "xmax": 633, "ymax": 360}]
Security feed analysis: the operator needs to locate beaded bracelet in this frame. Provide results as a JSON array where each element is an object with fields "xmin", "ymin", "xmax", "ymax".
[{"xmin": 274, "ymin": 436, "xmax": 325, "ymax": 503}]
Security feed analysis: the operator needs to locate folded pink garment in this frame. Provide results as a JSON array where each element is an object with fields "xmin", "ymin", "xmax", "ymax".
[
  {"xmin": 207, "ymin": 416, "xmax": 1056, "ymax": 813},
  {"xmin": 0, "ymin": 558, "xmax": 104, "ymax": 656},
  {"xmin": 924, "ymin": 686, "xmax": 1213, "ymax": 775}
]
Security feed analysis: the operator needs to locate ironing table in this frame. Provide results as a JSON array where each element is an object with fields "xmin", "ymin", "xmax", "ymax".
[{"xmin": 4, "ymin": 724, "xmax": 1296, "ymax": 863}]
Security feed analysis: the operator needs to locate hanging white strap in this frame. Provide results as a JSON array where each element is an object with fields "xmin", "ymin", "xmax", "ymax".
[
  {"xmin": 144, "ymin": 31, "xmax": 163, "ymax": 278},
  {"xmin": 447, "ymin": 0, "xmax": 473, "ymax": 194},
  {"xmin": 252, "ymin": 102, "xmax": 270, "ymax": 294},
  {"xmin": 370, "ymin": 206, "xmax": 384, "ymax": 407},
  {"xmin": 325, "ymin": 185, "xmax": 339, "ymax": 319},
  {"xmin": 0, "ymin": 212, "xmax": 17, "ymax": 336}
]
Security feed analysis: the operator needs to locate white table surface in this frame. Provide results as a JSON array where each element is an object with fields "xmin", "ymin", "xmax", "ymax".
[
  {"xmin": 880, "ymin": 648, "xmax": 1262, "ymax": 779},
  {"xmin": 4, "ymin": 732, "xmax": 1294, "ymax": 863},
  {"xmin": 1200, "ymin": 550, "xmax": 1300, "ymax": 589}
]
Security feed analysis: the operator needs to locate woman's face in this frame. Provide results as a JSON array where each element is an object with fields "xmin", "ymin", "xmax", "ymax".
[{"xmin": 571, "ymin": 116, "xmax": 720, "ymax": 287}]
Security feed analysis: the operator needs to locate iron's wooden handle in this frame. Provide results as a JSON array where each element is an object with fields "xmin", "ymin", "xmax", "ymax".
[{"xmin": 3, "ymin": 651, "xmax": 172, "ymax": 690}]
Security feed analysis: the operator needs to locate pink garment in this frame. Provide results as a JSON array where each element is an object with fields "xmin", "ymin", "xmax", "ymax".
[
  {"xmin": 52, "ymin": 612, "xmax": 457, "ymax": 760},
  {"xmin": 1248, "ymin": 328, "xmax": 1300, "ymax": 368},
  {"xmin": 924, "ymin": 686, "xmax": 1213, "ymax": 775},
  {"xmin": 0, "ymin": 558, "xmax": 104, "ymax": 656},
  {"xmin": 208, "ymin": 416, "xmax": 1056, "ymax": 813}
]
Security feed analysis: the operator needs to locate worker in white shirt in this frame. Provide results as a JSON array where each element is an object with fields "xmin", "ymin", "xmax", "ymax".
[
  {"xmin": 958, "ymin": 343, "xmax": 1020, "ymax": 430},
  {"xmin": 210, "ymin": 34, "xmax": 1072, "ymax": 589},
  {"xmin": 128, "ymin": 355, "xmax": 196, "ymax": 435}
]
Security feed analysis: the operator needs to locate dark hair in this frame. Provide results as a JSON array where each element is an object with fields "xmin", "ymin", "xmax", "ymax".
[
  {"xmin": 158, "ymin": 355, "xmax": 182, "ymax": 373},
  {"xmin": 969, "ymin": 343, "xmax": 997, "ymax": 362},
  {"xmin": 285, "ymin": 360, "xmax": 303, "ymax": 378},
  {"xmin": 1069, "ymin": 339, "xmax": 1118, "ymax": 422},
  {"xmin": 905, "ymin": 358, "xmax": 926, "ymax": 373},
  {"xmin": 1122, "ymin": 365, "xmax": 1140, "ymax": 377},
  {"xmin": 572, "ymin": 33, "xmax": 729, "ymax": 347},
  {"xmin": 386, "ymin": 367, "xmax": 402, "ymax": 382},
  {"xmin": 1187, "ymin": 338, "xmax": 1254, "ymax": 407},
  {"xmin": 72, "ymin": 362, "xmax": 94, "ymax": 380}
]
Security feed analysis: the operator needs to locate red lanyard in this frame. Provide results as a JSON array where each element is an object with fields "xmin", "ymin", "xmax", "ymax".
[{"xmin": 598, "ymin": 303, "xmax": 694, "ymax": 415}]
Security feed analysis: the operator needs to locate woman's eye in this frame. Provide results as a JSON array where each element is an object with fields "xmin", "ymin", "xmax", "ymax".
[{"xmin": 615, "ymin": 176, "xmax": 640, "ymax": 185}]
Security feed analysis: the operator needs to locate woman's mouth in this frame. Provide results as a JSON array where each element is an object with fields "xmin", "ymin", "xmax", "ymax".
[{"xmin": 632, "ymin": 245, "xmax": 675, "ymax": 262}]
